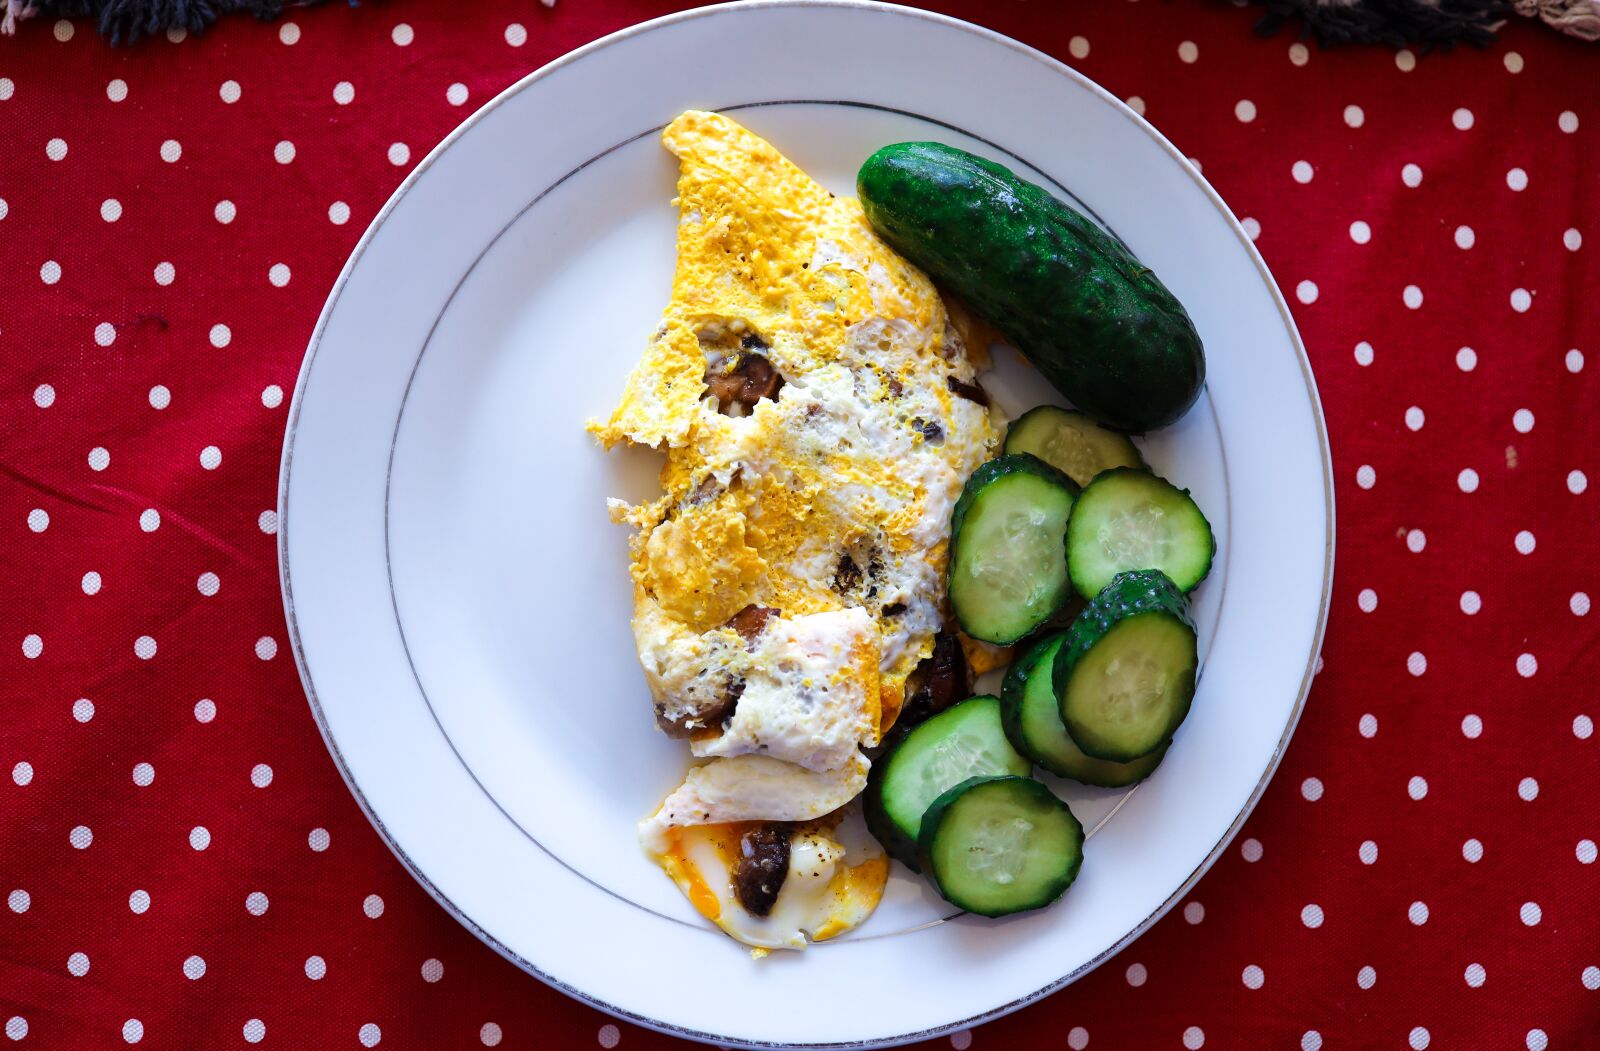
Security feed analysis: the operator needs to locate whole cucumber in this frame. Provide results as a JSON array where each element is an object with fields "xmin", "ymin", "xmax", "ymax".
[{"xmin": 858, "ymin": 142, "xmax": 1205, "ymax": 433}]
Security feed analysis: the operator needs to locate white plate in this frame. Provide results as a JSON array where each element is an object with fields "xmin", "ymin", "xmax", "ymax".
[{"xmin": 279, "ymin": 2, "xmax": 1333, "ymax": 1046}]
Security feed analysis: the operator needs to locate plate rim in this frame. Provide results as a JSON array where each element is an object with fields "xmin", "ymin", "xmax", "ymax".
[{"xmin": 277, "ymin": 1, "xmax": 1337, "ymax": 1045}]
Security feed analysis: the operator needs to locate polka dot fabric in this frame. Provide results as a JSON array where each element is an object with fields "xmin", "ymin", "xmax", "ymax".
[{"xmin": 1, "ymin": 2, "xmax": 1594, "ymax": 1047}]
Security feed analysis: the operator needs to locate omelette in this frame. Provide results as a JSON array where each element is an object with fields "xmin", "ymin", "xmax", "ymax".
[{"xmin": 591, "ymin": 111, "xmax": 998, "ymax": 950}]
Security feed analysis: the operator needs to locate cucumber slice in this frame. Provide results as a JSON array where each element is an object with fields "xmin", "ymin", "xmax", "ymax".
[
  {"xmin": 1066, "ymin": 467, "xmax": 1214, "ymax": 598},
  {"xmin": 1001, "ymin": 633, "xmax": 1168, "ymax": 786},
  {"xmin": 948, "ymin": 455, "xmax": 1079, "ymax": 645},
  {"xmin": 865, "ymin": 696, "xmax": 1031, "ymax": 869},
  {"xmin": 1004, "ymin": 406, "xmax": 1146, "ymax": 487},
  {"xmin": 1054, "ymin": 570, "xmax": 1198, "ymax": 761},
  {"xmin": 918, "ymin": 775, "xmax": 1084, "ymax": 917}
]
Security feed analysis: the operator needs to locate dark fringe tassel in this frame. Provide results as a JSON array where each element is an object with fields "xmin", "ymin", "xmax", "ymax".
[
  {"xmin": 19, "ymin": 0, "xmax": 332, "ymax": 44},
  {"xmin": 1249, "ymin": 0, "xmax": 1512, "ymax": 49}
]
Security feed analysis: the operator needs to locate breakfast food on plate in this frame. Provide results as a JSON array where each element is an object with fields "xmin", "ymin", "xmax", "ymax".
[
  {"xmin": 593, "ymin": 111, "xmax": 1216, "ymax": 948},
  {"xmin": 590, "ymin": 110, "xmax": 998, "ymax": 950}
]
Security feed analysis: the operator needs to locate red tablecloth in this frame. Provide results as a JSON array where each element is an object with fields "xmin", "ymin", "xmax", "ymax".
[{"xmin": 3, "ymin": 1, "xmax": 1596, "ymax": 1047}]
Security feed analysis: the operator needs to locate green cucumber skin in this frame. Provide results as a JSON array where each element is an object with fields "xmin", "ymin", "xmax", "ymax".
[
  {"xmin": 916, "ymin": 775, "xmax": 1085, "ymax": 917},
  {"xmin": 858, "ymin": 142, "xmax": 1205, "ymax": 434},
  {"xmin": 949, "ymin": 453, "xmax": 1079, "ymax": 543},
  {"xmin": 1052, "ymin": 570, "xmax": 1198, "ymax": 761}
]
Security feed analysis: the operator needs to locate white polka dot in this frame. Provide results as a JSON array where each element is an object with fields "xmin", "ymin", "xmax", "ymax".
[
  {"xmin": 1359, "ymin": 840, "xmax": 1378, "ymax": 864},
  {"xmin": 0, "ymin": 77, "xmax": 11, "ymax": 101},
  {"xmin": 1574, "ymin": 593, "xmax": 1591, "ymax": 616},
  {"xmin": 149, "ymin": 385, "xmax": 171, "ymax": 409},
  {"xmin": 257, "ymin": 385, "xmax": 285, "ymax": 411},
  {"xmin": 159, "ymin": 139, "xmax": 181, "ymax": 163},
  {"xmin": 1126, "ymin": 96, "xmax": 1146, "ymax": 117},
  {"xmin": 363, "ymin": 894, "xmax": 384, "ymax": 918},
  {"xmin": 12, "ymin": 764, "xmax": 32, "ymax": 786},
  {"xmin": 122, "ymin": 1019, "xmax": 143, "ymax": 1044},
  {"xmin": 386, "ymin": 142, "xmax": 411, "ymax": 167},
  {"xmin": 68, "ymin": 952, "xmax": 89, "ymax": 976},
  {"xmin": 1408, "ymin": 775, "xmax": 1427, "ymax": 800},
  {"xmin": 279, "ymin": 21, "xmax": 299, "ymax": 44},
  {"xmin": 1341, "ymin": 105, "xmax": 1365, "ymax": 129},
  {"xmin": 0, "ymin": 197, "xmax": 7, "ymax": 220},
  {"xmin": 1521, "ymin": 901, "xmax": 1542, "ymax": 925},
  {"xmin": 197, "ymin": 572, "xmax": 219, "ymax": 596},
  {"xmin": 331, "ymin": 81, "xmax": 356, "ymax": 106},
  {"xmin": 195, "ymin": 699, "xmax": 216, "ymax": 723},
  {"xmin": 94, "ymin": 322, "xmax": 115, "ymax": 346},
  {"xmin": 82, "ymin": 572, "xmax": 102, "ymax": 595},
  {"xmin": 1507, "ymin": 168, "xmax": 1529, "ymax": 191},
  {"xmin": 1515, "ymin": 530, "xmax": 1536, "ymax": 554},
  {"xmin": 1517, "ymin": 776, "xmax": 1539, "ymax": 801},
  {"xmin": 1401, "ymin": 163, "xmax": 1422, "ymax": 187},
  {"xmin": 242, "ymin": 1019, "xmax": 264, "ymax": 1044},
  {"xmin": 246, "ymin": 891, "xmax": 268, "ymax": 916},
  {"xmin": 39, "ymin": 260, "xmax": 62, "ymax": 285},
  {"xmin": 1357, "ymin": 465, "xmax": 1376, "ymax": 490},
  {"xmin": 73, "ymin": 698, "xmax": 93, "ymax": 723},
  {"xmin": 52, "ymin": 17, "xmax": 76, "ymax": 40},
  {"xmin": 1461, "ymin": 961, "xmax": 1486, "ymax": 987},
  {"xmin": 154, "ymin": 262, "xmax": 175, "ymax": 286},
  {"xmin": 1461, "ymin": 590, "xmax": 1482, "ymax": 614},
  {"xmin": 1395, "ymin": 48, "xmax": 1417, "ymax": 71},
  {"xmin": 1451, "ymin": 107, "xmax": 1473, "ymax": 130},
  {"xmin": 1359, "ymin": 713, "xmax": 1377, "ymax": 738},
  {"xmin": 1408, "ymin": 900, "xmax": 1429, "ymax": 925},
  {"xmin": 255, "ymin": 637, "xmax": 278, "ymax": 661},
  {"xmin": 1457, "ymin": 346, "xmax": 1477, "ymax": 371},
  {"xmin": 183, "ymin": 955, "xmax": 205, "ymax": 979},
  {"xmin": 329, "ymin": 201, "xmax": 351, "ymax": 225},
  {"xmin": 305, "ymin": 955, "xmax": 326, "ymax": 979},
  {"xmin": 166, "ymin": 27, "xmax": 185, "ymax": 42},
  {"xmin": 1295, "ymin": 280, "xmax": 1318, "ymax": 304},
  {"xmin": 1457, "ymin": 468, "xmax": 1478, "ymax": 493},
  {"xmin": 442, "ymin": 82, "xmax": 471, "ymax": 108},
  {"xmin": 1291, "ymin": 160, "xmax": 1313, "ymax": 184},
  {"xmin": 1346, "ymin": 220, "xmax": 1372, "ymax": 245},
  {"xmin": 1068, "ymin": 1030, "xmax": 1089, "ymax": 1051},
  {"xmin": 107, "ymin": 78, "xmax": 128, "ymax": 101},
  {"xmin": 1358, "ymin": 965, "xmax": 1376, "ymax": 988},
  {"xmin": 274, "ymin": 141, "xmax": 295, "ymax": 164},
  {"xmin": 1353, "ymin": 341, "xmax": 1374, "ymax": 366},
  {"xmin": 86, "ymin": 447, "xmax": 110, "ymax": 472},
  {"xmin": 251, "ymin": 763, "xmax": 273, "ymax": 787},
  {"xmin": 1403, "ymin": 285, "xmax": 1423, "ymax": 310},
  {"xmin": 27, "ymin": 508, "xmax": 48, "ymax": 532},
  {"xmin": 1241, "ymin": 838, "xmax": 1263, "ymax": 862},
  {"xmin": 1183, "ymin": 1026, "xmax": 1204, "ymax": 1050},
  {"xmin": 1406, "ymin": 652, "xmax": 1426, "ymax": 676},
  {"xmin": 215, "ymin": 199, "xmax": 236, "ymax": 223},
  {"xmin": 1585, "ymin": 966, "xmax": 1600, "ymax": 990},
  {"xmin": 359, "ymin": 1024, "xmax": 381, "ymax": 1048},
  {"xmin": 1462, "ymin": 714, "xmax": 1482, "ymax": 738},
  {"xmin": 100, "ymin": 198, "xmax": 123, "ymax": 222},
  {"xmin": 1527, "ymin": 1029, "xmax": 1548, "ymax": 1051},
  {"xmin": 128, "ymin": 889, "xmax": 149, "ymax": 914},
  {"xmin": 1240, "ymin": 216, "xmax": 1259, "ymax": 241},
  {"xmin": 1301, "ymin": 777, "xmax": 1323, "ymax": 801},
  {"xmin": 218, "ymin": 79, "xmax": 241, "ymax": 104},
  {"xmin": 1183, "ymin": 900, "xmax": 1204, "ymax": 924},
  {"xmin": 1356, "ymin": 588, "xmax": 1377, "ymax": 613},
  {"xmin": 1404, "ymin": 405, "xmax": 1424, "ymax": 430},
  {"xmin": 1288, "ymin": 42, "xmax": 1309, "ymax": 65},
  {"xmin": 259, "ymin": 510, "xmax": 278, "ymax": 534},
  {"xmin": 1511, "ymin": 288, "xmax": 1532, "ymax": 313},
  {"xmin": 480, "ymin": 1023, "xmax": 503, "ymax": 1047},
  {"xmin": 1463, "ymin": 838, "xmax": 1484, "ymax": 862},
  {"xmin": 1574, "ymin": 714, "xmax": 1593, "ymax": 739},
  {"xmin": 1516, "ymin": 653, "xmax": 1538, "ymax": 678},
  {"xmin": 6, "ymin": 889, "xmax": 29, "ymax": 914},
  {"xmin": 70, "ymin": 825, "xmax": 92, "ymax": 848},
  {"xmin": 1301, "ymin": 903, "xmax": 1324, "ymax": 927},
  {"xmin": 199, "ymin": 445, "xmax": 222, "ymax": 470},
  {"xmin": 421, "ymin": 958, "xmax": 443, "ymax": 983},
  {"xmin": 506, "ymin": 22, "xmax": 529, "ymax": 46},
  {"xmin": 1566, "ymin": 229, "xmax": 1584, "ymax": 252},
  {"xmin": 33, "ymin": 384, "xmax": 55, "ymax": 408},
  {"xmin": 1124, "ymin": 961, "xmax": 1148, "ymax": 986},
  {"xmin": 1069, "ymin": 35, "xmax": 1090, "ymax": 59},
  {"xmin": 391, "ymin": 22, "xmax": 413, "ymax": 45},
  {"xmin": 309, "ymin": 827, "xmax": 330, "ymax": 852},
  {"xmin": 189, "ymin": 826, "xmax": 211, "ymax": 850},
  {"xmin": 132, "ymin": 762, "xmax": 154, "ymax": 786},
  {"xmin": 1241, "ymin": 964, "xmax": 1264, "ymax": 989},
  {"xmin": 139, "ymin": 509, "xmax": 160, "ymax": 533},
  {"xmin": 46, "ymin": 137, "xmax": 67, "ymax": 161},
  {"xmin": 1454, "ymin": 225, "xmax": 1475, "ymax": 249},
  {"xmin": 22, "ymin": 635, "xmax": 42, "ymax": 659},
  {"xmin": 1409, "ymin": 1027, "xmax": 1429, "ymax": 1050},
  {"xmin": 1577, "ymin": 839, "xmax": 1596, "ymax": 864},
  {"xmin": 1235, "ymin": 99, "xmax": 1256, "ymax": 122},
  {"xmin": 1178, "ymin": 40, "xmax": 1198, "ymax": 62},
  {"xmin": 209, "ymin": 324, "xmax": 231, "ymax": 348}
]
